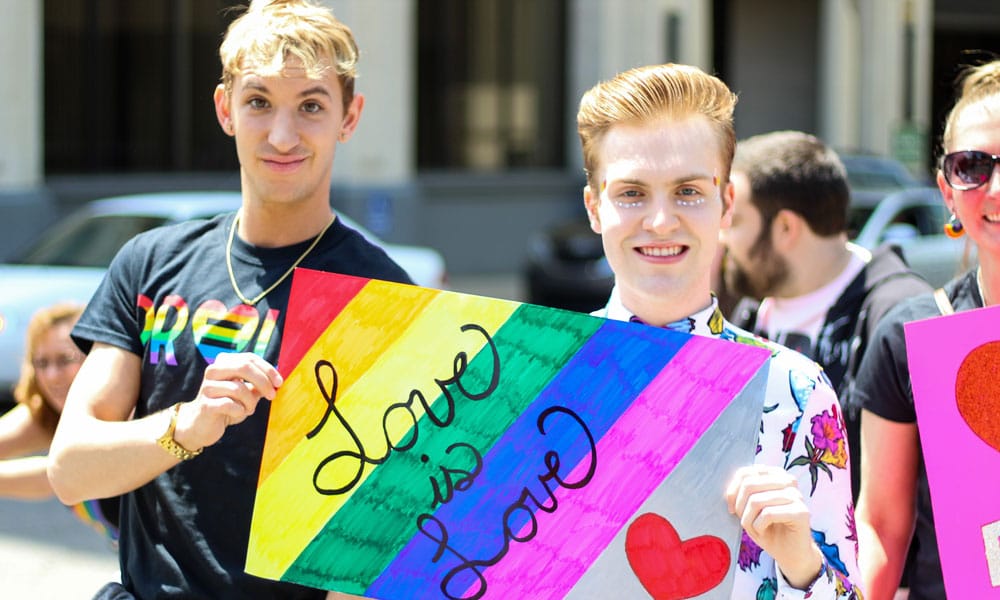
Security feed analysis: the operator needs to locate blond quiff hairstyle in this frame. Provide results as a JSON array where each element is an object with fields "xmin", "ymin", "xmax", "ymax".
[
  {"xmin": 577, "ymin": 63, "xmax": 738, "ymax": 190},
  {"xmin": 219, "ymin": 0, "xmax": 359, "ymax": 109}
]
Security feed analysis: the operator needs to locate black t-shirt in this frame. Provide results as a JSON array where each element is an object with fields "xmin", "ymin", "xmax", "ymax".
[
  {"xmin": 73, "ymin": 212, "xmax": 412, "ymax": 600},
  {"xmin": 854, "ymin": 268, "xmax": 981, "ymax": 600}
]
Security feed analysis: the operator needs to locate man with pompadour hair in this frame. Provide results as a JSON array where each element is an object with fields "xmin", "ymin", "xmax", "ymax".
[{"xmin": 581, "ymin": 64, "xmax": 863, "ymax": 599}]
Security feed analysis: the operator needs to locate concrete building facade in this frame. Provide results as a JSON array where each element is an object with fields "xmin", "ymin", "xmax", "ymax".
[{"xmin": 1, "ymin": 0, "xmax": 997, "ymax": 274}]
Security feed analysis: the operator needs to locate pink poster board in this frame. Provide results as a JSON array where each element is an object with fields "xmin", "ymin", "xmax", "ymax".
[{"xmin": 905, "ymin": 304, "xmax": 1000, "ymax": 597}]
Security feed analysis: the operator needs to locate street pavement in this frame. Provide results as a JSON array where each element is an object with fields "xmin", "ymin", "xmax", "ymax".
[
  {"xmin": 0, "ymin": 496, "xmax": 119, "ymax": 599},
  {"xmin": 0, "ymin": 273, "xmax": 521, "ymax": 599}
]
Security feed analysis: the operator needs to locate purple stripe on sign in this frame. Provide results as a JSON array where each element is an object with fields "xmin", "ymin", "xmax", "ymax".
[
  {"xmin": 469, "ymin": 337, "xmax": 768, "ymax": 599},
  {"xmin": 366, "ymin": 319, "xmax": 684, "ymax": 599}
]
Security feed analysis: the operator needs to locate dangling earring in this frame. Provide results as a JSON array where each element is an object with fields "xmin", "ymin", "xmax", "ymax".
[{"xmin": 944, "ymin": 213, "xmax": 965, "ymax": 238}]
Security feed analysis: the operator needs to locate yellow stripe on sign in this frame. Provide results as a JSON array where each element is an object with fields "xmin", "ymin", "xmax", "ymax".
[
  {"xmin": 246, "ymin": 285, "xmax": 518, "ymax": 579},
  {"xmin": 257, "ymin": 281, "xmax": 439, "ymax": 485}
]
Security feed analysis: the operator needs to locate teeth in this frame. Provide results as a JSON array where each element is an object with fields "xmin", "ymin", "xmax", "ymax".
[
  {"xmin": 640, "ymin": 246, "xmax": 682, "ymax": 257},
  {"xmin": 987, "ymin": 214, "xmax": 1000, "ymax": 223}
]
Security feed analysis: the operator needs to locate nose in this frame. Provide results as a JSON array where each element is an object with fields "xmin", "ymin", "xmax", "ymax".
[
  {"xmin": 268, "ymin": 108, "xmax": 300, "ymax": 152},
  {"xmin": 643, "ymin": 197, "xmax": 680, "ymax": 234}
]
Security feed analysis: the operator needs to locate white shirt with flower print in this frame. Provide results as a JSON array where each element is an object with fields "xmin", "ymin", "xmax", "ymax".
[{"xmin": 595, "ymin": 288, "xmax": 863, "ymax": 600}]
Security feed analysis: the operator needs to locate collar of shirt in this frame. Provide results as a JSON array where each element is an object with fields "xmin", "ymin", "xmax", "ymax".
[
  {"xmin": 756, "ymin": 243, "xmax": 869, "ymax": 341},
  {"xmin": 594, "ymin": 286, "xmax": 726, "ymax": 338}
]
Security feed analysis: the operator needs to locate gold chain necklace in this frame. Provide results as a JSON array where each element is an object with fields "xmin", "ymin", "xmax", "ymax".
[{"xmin": 225, "ymin": 211, "xmax": 335, "ymax": 306}]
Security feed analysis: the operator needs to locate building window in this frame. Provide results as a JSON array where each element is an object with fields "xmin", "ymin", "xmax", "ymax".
[
  {"xmin": 417, "ymin": 0, "xmax": 567, "ymax": 171},
  {"xmin": 44, "ymin": 0, "xmax": 237, "ymax": 174}
]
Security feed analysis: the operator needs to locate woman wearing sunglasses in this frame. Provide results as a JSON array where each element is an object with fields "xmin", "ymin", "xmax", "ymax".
[{"xmin": 853, "ymin": 59, "xmax": 1000, "ymax": 600}]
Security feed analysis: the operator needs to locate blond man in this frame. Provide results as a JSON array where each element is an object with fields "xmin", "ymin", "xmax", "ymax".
[
  {"xmin": 580, "ymin": 64, "xmax": 863, "ymax": 599},
  {"xmin": 48, "ymin": 1, "xmax": 410, "ymax": 598}
]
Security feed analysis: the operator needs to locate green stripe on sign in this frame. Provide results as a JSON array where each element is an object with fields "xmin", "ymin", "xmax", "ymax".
[{"xmin": 283, "ymin": 304, "xmax": 602, "ymax": 591}]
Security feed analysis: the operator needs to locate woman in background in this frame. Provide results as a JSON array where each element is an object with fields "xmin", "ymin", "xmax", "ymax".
[
  {"xmin": 855, "ymin": 59, "xmax": 1000, "ymax": 600},
  {"xmin": 0, "ymin": 302, "xmax": 118, "ymax": 541}
]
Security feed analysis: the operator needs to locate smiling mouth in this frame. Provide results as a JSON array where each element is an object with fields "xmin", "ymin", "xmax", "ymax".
[
  {"xmin": 637, "ymin": 246, "xmax": 684, "ymax": 257},
  {"xmin": 985, "ymin": 213, "xmax": 1000, "ymax": 223},
  {"xmin": 263, "ymin": 157, "xmax": 306, "ymax": 172}
]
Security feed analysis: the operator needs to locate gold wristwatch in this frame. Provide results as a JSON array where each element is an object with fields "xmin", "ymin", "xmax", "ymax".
[{"xmin": 157, "ymin": 402, "xmax": 203, "ymax": 461}]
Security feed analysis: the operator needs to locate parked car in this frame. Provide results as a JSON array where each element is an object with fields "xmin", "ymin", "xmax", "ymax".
[
  {"xmin": 524, "ymin": 161, "xmax": 963, "ymax": 312},
  {"xmin": 840, "ymin": 152, "xmax": 924, "ymax": 190},
  {"xmin": 0, "ymin": 191, "xmax": 447, "ymax": 406},
  {"xmin": 851, "ymin": 186, "xmax": 975, "ymax": 287},
  {"xmin": 523, "ymin": 217, "xmax": 612, "ymax": 313}
]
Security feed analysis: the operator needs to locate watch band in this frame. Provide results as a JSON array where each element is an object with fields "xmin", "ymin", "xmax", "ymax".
[{"xmin": 157, "ymin": 402, "xmax": 203, "ymax": 461}]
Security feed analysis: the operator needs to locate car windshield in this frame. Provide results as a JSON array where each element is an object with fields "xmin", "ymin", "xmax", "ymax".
[
  {"xmin": 842, "ymin": 155, "xmax": 918, "ymax": 191},
  {"xmin": 18, "ymin": 214, "xmax": 169, "ymax": 267},
  {"xmin": 846, "ymin": 171, "xmax": 909, "ymax": 191}
]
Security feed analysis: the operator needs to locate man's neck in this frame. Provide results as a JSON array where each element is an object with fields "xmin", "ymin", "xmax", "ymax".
[
  {"xmin": 773, "ymin": 236, "xmax": 855, "ymax": 298},
  {"xmin": 619, "ymin": 286, "xmax": 714, "ymax": 327},
  {"xmin": 979, "ymin": 255, "xmax": 1000, "ymax": 307},
  {"xmin": 237, "ymin": 197, "xmax": 335, "ymax": 248}
]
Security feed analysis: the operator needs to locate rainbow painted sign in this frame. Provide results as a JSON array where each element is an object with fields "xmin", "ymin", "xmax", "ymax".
[
  {"xmin": 247, "ymin": 268, "xmax": 770, "ymax": 599},
  {"xmin": 906, "ymin": 305, "xmax": 1000, "ymax": 598}
]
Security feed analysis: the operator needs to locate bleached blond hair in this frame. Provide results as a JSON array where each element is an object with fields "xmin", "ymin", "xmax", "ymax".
[
  {"xmin": 577, "ymin": 63, "xmax": 737, "ymax": 190},
  {"xmin": 219, "ymin": 0, "xmax": 359, "ymax": 109}
]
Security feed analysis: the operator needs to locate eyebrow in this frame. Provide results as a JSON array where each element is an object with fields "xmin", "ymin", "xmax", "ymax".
[
  {"xmin": 241, "ymin": 81, "xmax": 333, "ymax": 100},
  {"xmin": 610, "ymin": 173, "xmax": 714, "ymax": 186},
  {"xmin": 671, "ymin": 172, "xmax": 715, "ymax": 184}
]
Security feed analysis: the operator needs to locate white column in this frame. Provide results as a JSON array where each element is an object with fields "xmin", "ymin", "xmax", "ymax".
[
  {"xmin": 566, "ymin": 0, "xmax": 712, "ymax": 172},
  {"xmin": 818, "ymin": 0, "xmax": 861, "ymax": 150},
  {"xmin": 858, "ymin": 0, "xmax": 905, "ymax": 156},
  {"xmin": 910, "ymin": 0, "xmax": 935, "ymax": 168},
  {"xmin": 913, "ymin": 0, "xmax": 933, "ymax": 128},
  {"xmin": 324, "ymin": 0, "xmax": 414, "ymax": 185},
  {"xmin": 0, "ymin": 0, "xmax": 42, "ymax": 190},
  {"xmin": 591, "ymin": 0, "xmax": 711, "ymax": 78}
]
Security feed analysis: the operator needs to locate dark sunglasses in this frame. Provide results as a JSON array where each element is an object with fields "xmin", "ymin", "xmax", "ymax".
[{"xmin": 942, "ymin": 150, "xmax": 1000, "ymax": 190}]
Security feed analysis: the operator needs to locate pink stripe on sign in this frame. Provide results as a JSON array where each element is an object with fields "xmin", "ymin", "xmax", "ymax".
[{"xmin": 468, "ymin": 338, "xmax": 767, "ymax": 599}]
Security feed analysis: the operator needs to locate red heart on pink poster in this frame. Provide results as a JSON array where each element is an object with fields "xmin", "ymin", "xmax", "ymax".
[
  {"xmin": 955, "ymin": 341, "xmax": 1000, "ymax": 453},
  {"xmin": 625, "ymin": 513, "xmax": 730, "ymax": 600}
]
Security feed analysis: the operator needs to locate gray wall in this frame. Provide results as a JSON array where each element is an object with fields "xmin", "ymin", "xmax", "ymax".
[
  {"xmin": 729, "ymin": 0, "xmax": 820, "ymax": 138},
  {"xmin": 333, "ymin": 172, "xmax": 584, "ymax": 274}
]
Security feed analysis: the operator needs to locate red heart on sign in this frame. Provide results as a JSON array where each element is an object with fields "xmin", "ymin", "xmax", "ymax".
[
  {"xmin": 625, "ymin": 513, "xmax": 731, "ymax": 600},
  {"xmin": 955, "ymin": 341, "xmax": 1000, "ymax": 453}
]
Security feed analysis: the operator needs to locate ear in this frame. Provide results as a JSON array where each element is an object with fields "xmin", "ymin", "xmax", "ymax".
[
  {"xmin": 583, "ymin": 184, "xmax": 602, "ymax": 234},
  {"xmin": 719, "ymin": 180, "xmax": 735, "ymax": 230},
  {"xmin": 937, "ymin": 169, "xmax": 957, "ymax": 215},
  {"xmin": 338, "ymin": 93, "xmax": 365, "ymax": 143},
  {"xmin": 214, "ymin": 84, "xmax": 234, "ymax": 137},
  {"xmin": 770, "ymin": 208, "xmax": 802, "ymax": 252}
]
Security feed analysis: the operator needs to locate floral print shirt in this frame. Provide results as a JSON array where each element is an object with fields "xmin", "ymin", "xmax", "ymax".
[{"xmin": 596, "ymin": 289, "xmax": 863, "ymax": 600}]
